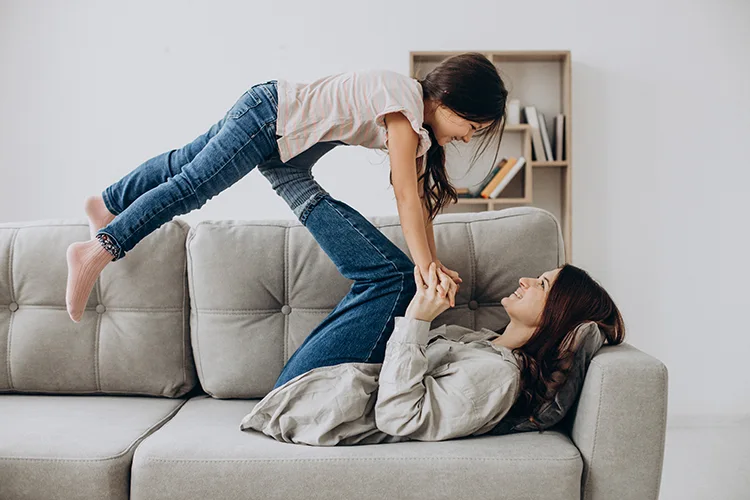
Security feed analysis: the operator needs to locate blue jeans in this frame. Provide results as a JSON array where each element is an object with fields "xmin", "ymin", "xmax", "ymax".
[
  {"xmin": 271, "ymin": 194, "xmax": 418, "ymax": 389},
  {"xmin": 98, "ymin": 80, "xmax": 417, "ymax": 389},
  {"xmin": 101, "ymin": 80, "xmax": 308, "ymax": 259}
]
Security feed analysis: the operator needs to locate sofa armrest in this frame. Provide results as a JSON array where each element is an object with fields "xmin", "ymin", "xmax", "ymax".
[{"xmin": 569, "ymin": 343, "xmax": 668, "ymax": 500}]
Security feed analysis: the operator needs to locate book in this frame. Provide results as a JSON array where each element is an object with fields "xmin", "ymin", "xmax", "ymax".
[
  {"xmin": 481, "ymin": 157, "xmax": 518, "ymax": 198},
  {"xmin": 554, "ymin": 114, "xmax": 565, "ymax": 161},
  {"xmin": 523, "ymin": 106, "xmax": 547, "ymax": 162},
  {"xmin": 468, "ymin": 158, "xmax": 508, "ymax": 197},
  {"xmin": 489, "ymin": 156, "xmax": 526, "ymax": 198},
  {"xmin": 538, "ymin": 111, "xmax": 554, "ymax": 162}
]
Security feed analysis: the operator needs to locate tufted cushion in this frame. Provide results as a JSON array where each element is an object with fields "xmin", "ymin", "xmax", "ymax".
[
  {"xmin": 0, "ymin": 218, "xmax": 197, "ymax": 397},
  {"xmin": 186, "ymin": 206, "xmax": 565, "ymax": 399}
]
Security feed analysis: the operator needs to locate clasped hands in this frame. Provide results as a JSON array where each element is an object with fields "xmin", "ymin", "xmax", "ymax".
[{"xmin": 405, "ymin": 260, "xmax": 462, "ymax": 323}]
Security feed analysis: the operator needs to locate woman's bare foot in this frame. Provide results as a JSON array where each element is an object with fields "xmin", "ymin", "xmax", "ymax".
[
  {"xmin": 65, "ymin": 239, "xmax": 114, "ymax": 323},
  {"xmin": 84, "ymin": 195, "xmax": 116, "ymax": 239}
]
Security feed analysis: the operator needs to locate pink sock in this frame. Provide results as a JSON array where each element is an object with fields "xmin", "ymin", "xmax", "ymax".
[{"xmin": 66, "ymin": 239, "xmax": 115, "ymax": 322}]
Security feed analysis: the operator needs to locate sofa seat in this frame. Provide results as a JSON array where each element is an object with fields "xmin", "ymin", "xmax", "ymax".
[
  {"xmin": 0, "ymin": 395, "xmax": 187, "ymax": 500},
  {"xmin": 131, "ymin": 395, "xmax": 583, "ymax": 500}
]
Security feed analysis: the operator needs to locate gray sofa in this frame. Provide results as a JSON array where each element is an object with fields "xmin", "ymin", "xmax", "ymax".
[{"xmin": 0, "ymin": 206, "xmax": 668, "ymax": 500}]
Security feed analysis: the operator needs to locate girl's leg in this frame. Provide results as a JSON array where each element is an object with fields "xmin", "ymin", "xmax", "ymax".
[
  {"xmin": 86, "ymin": 114, "xmax": 228, "ymax": 239},
  {"xmin": 258, "ymin": 159, "xmax": 416, "ymax": 390},
  {"xmin": 98, "ymin": 81, "xmax": 279, "ymax": 259},
  {"xmin": 66, "ymin": 82, "xmax": 280, "ymax": 322},
  {"xmin": 99, "ymin": 116, "xmax": 227, "ymax": 219}
]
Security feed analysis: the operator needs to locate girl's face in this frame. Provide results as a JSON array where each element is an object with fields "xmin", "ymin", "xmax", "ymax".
[
  {"xmin": 501, "ymin": 268, "xmax": 561, "ymax": 329},
  {"xmin": 428, "ymin": 103, "xmax": 492, "ymax": 146}
]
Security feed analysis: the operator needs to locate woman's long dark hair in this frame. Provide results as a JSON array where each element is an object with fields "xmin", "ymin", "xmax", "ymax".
[
  {"xmin": 389, "ymin": 52, "xmax": 508, "ymax": 221},
  {"xmin": 508, "ymin": 264, "xmax": 626, "ymax": 429}
]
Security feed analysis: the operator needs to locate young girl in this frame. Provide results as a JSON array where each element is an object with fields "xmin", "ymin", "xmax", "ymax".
[{"xmin": 66, "ymin": 52, "xmax": 508, "ymax": 322}]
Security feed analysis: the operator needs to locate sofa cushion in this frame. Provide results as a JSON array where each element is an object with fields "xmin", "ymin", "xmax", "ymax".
[
  {"xmin": 0, "ymin": 394, "xmax": 187, "ymax": 500},
  {"xmin": 0, "ymin": 218, "xmax": 197, "ymax": 397},
  {"xmin": 131, "ymin": 395, "xmax": 582, "ymax": 500},
  {"xmin": 186, "ymin": 206, "xmax": 564, "ymax": 398}
]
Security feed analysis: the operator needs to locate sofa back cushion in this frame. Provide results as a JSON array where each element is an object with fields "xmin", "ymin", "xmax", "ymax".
[
  {"xmin": 187, "ymin": 206, "xmax": 565, "ymax": 399},
  {"xmin": 0, "ymin": 219, "xmax": 196, "ymax": 397}
]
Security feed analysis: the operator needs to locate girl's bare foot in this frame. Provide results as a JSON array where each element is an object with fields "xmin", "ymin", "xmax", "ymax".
[
  {"xmin": 65, "ymin": 239, "xmax": 114, "ymax": 322},
  {"xmin": 84, "ymin": 195, "xmax": 116, "ymax": 239}
]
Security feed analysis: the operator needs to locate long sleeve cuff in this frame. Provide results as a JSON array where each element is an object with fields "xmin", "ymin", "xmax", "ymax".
[{"xmin": 389, "ymin": 316, "xmax": 432, "ymax": 345}]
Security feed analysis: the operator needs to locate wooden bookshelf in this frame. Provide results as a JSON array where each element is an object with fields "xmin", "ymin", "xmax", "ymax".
[{"xmin": 410, "ymin": 50, "xmax": 573, "ymax": 262}]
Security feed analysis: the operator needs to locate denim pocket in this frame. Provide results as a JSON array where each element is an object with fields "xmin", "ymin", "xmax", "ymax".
[{"xmin": 228, "ymin": 88, "xmax": 262, "ymax": 119}]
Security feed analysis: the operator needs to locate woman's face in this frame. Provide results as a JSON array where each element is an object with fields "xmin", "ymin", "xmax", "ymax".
[
  {"xmin": 429, "ymin": 103, "xmax": 492, "ymax": 146},
  {"xmin": 500, "ymin": 268, "xmax": 561, "ymax": 329}
]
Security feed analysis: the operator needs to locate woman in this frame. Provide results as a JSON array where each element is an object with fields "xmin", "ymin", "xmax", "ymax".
[{"xmin": 238, "ymin": 172, "xmax": 625, "ymax": 445}]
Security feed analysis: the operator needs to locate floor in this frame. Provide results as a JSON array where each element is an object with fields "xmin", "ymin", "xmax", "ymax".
[{"xmin": 659, "ymin": 423, "xmax": 750, "ymax": 499}]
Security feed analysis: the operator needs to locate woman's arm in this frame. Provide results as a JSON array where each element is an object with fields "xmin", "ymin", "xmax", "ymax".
[
  {"xmin": 374, "ymin": 315, "xmax": 519, "ymax": 440},
  {"xmin": 375, "ymin": 265, "xmax": 517, "ymax": 440},
  {"xmin": 384, "ymin": 112, "xmax": 433, "ymax": 274}
]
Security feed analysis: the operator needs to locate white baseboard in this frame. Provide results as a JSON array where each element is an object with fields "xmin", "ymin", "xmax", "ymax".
[{"xmin": 667, "ymin": 413, "xmax": 750, "ymax": 428}]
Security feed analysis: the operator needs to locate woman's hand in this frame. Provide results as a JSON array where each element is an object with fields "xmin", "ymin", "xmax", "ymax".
[
  {"xmin": 416, "ymin": 260, "xmax": 462, "ymax": 295},
  {"xmin": 405, "ymin": 262, "xmax": 457, "ymax": 322},
  {"xmin": 433, "ymin": 259, "xmax": 463, "ymax": 292}
]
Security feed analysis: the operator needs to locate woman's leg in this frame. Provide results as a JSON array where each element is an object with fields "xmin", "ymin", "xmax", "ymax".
[
  {"xmin": 66, "ymin": 82, "xmax": 280, "ymax": 322},
  {"xmin": 259, "ymin": 158, "xmax": 416, "ymax": 389}
]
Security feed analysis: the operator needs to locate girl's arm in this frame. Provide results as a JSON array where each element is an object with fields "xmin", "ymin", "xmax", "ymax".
[
  {"xmin": 418, "ymin": 157, "xmax": 464, "ymax": 290},
  {"xmin": 422, "ymin": 200, "xmax": 438, "ymax": 261},
  {"xmin": 384, "ymin": 112, "xmax": 434, "ymax": 276}
]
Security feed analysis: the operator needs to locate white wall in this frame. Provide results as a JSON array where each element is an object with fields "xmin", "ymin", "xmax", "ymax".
[{"xmin": 1, "ymin": 0, "xmax": 748, "ymax": 422}]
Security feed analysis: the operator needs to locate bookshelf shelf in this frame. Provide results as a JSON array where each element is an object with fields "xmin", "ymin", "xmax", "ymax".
[
  {"xmin": 410, "ymin": 50, "xmax": 573, "ymax": 262},
  {"xmin": 504, "ymin": 125, "xmax": 530, "ymax": 132},
  {"xmin": 532, "ymin": 161, "xmax": 568, "ymax": 168}
]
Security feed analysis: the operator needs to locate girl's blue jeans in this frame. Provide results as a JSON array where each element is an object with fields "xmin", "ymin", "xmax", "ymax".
[{"xmin": 97, "ymin": 80, "xmax": 417, "ymax": 389}]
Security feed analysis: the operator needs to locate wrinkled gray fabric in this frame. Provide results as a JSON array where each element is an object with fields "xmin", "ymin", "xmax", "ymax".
[{"xmin": 239, "ymin": 316, "xmax": 521, "ymax": 445}]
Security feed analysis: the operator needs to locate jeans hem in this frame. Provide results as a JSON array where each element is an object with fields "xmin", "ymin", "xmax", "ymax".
[
  {"xmin": 101, "ymin": 188, "xmax": 121, "ymax": 216},
  {"xmin": 95, "ymin": 229, "xmax": 125, "ymax": 261},
  {"xmin": 297, "ymin": 192, "xmax": 330, "ymax": 226}
]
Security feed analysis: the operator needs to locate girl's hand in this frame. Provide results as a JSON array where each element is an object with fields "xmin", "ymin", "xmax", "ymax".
[
  {"xmin": 433, "ymin": 259, "xmax": 462, "ymax": 293},
  {"xmin": 405, "ymin": 262, "xmax": 457, "ymax": 322}
]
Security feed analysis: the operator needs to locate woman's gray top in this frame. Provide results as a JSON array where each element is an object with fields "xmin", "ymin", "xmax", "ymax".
[{"xmin": 240, "ymin": 316, "xmax": 521, "ymax": 446}]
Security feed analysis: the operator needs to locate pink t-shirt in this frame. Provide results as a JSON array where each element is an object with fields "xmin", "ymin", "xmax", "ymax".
[{"xmin": 275, "ymin": 69, "xmax": 432, "ymax": 164}]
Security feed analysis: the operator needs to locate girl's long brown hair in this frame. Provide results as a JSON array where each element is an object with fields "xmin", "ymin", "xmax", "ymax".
[
  {"xmin": 389, "ymin": 52, "xmax": 508, "ymax": 221},
  {"xmin": 508, "ymin": 264, "xmax": 626, "ymax": 429}
]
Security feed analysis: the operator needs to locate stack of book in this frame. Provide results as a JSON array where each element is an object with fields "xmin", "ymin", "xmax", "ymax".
[
  {"xmin": 522, "ymin": 106, "xmax": 566, "ymax": 162},
  {"xmin": 455, "ymin": 157, "xmax": 526, "ymax": 199}
]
